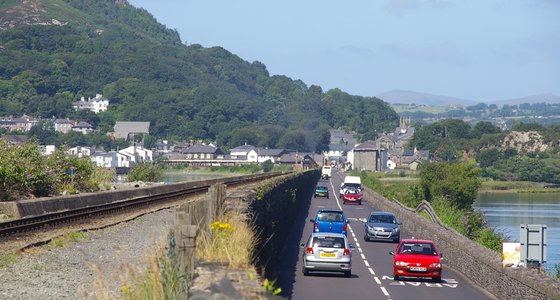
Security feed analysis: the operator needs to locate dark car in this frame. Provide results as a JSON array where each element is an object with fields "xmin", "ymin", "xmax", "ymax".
[
  {"xmin": 363, "ymin": 212, "xmax": 400, "ymax": 242},
  {"xmin": 310, "ymin": 209, "xmax": 348, "ymax": 236},
  {"xmin": 314, "ymin": 186, "xmax": 329, "ymax": 198},
  {"xmin": 389, "ymin": 239, "xmax": 442, "ymax": 282}
]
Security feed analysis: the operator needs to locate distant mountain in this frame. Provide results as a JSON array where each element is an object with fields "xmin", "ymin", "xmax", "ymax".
[
  {"xmin": 377, "ymin": 90, "xmax": 476, "ymax": 106},
  {"xmin": 487, "ymin": 93, "xmax": 560, "ymax": 106}
]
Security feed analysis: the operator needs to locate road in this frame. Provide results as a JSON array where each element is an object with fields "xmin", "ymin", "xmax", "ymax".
[{"xmin": 275, "ymin": 170, "xmax": 495, "ymax": 300}]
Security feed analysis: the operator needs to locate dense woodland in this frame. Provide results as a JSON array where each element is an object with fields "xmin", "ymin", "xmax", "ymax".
[{"xmin": 0, "ymin": 0, "xmax": 398, "ymax": 152}]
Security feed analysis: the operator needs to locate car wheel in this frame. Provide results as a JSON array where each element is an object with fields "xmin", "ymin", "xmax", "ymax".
[
  {"xmin": 393, "ymin": 238, "xmax": 400, "ymax": 243},
  {"xmin": 393, "ymin": 275, "xmax": 400, "ymax": 281},
  {"xmin": 359, "ymin": 200, "xmax": 362, "ymax": 205},
  {"xmin": 432, "ymin": 276, "xmax": 441, "ymax": 283},
  {"xmin": 364, "ymin": 235, "xmax": 368, "ymax": 242},
  {"xmin": 303, "ymin": 269, "xmax": 309, "ymax": 276},
  {"xmin": 343, "ymin": 201, "xmax": 346, "ymax": 205},
  {"xmin": 344, "ymin": 271, "xmax": 351, "ymax": 278}
]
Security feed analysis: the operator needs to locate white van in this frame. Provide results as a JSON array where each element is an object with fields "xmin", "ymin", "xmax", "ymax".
[
  {"xmin": 339, "ymin": 176, "xmax": 361, "ymax": 197},
  {"xmin": 321, "ymin": 165, "xmax": 332, "ymax": 179}
]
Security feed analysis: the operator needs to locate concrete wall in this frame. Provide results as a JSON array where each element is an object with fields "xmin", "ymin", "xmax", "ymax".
[
  {"xmin": 364, "ymin": 188, "xmax": 560, "ymax": 300},
  {"xmin": 11, "ymin": 174, "xmax": 271, "ymax": 218}
]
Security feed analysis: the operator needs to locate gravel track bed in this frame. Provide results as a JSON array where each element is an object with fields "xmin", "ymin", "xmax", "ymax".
[
  {"xmin": 0, "ymin": 181, "xmax": 262, "ymax": 300},
  {"xmin": 0, "ymin": 207, "xmax": 176, "ymax": 300}
]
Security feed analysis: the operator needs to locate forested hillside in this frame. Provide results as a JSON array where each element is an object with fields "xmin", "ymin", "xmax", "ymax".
[{"xmin": 0, "ymin": 0, "xmax": 398, "ymax": 152}]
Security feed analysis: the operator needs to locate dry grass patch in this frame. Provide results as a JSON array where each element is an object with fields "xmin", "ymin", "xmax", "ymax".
[{"xmin": 196, "ymin": 213, "xmax": 257, "ymax": 268}]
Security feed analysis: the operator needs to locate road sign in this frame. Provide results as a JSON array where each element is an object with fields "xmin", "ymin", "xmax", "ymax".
[{"xmin": 520, "ymin": 224, "xmax": 547, "ymax": 266}]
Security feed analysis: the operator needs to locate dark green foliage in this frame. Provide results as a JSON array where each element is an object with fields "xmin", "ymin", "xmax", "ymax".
[
  {"xmin": 127, "ymin": 162, "xmax": 163, "ymax": 182},
  {"xmin": 0, "ymin": 0, "xmax": 399, "ymax": 152},
  {"xmin": 0, "ymin": 140, "xmax": 99, "ymax": 200},
  {"xmin": 261, "ymin": 160, "xmax": 274, "ymax": 173},
  {"xmin": 420, "ymin": 161, "xmax": 481, "ymax": 209}
]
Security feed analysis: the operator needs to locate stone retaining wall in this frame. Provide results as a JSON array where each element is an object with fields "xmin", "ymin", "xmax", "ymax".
[
  {"xmin": 364, "ymin": 188, "xmax": 560, "ymax": 300},
  {"xmin": 247, "ymin": 170, "xmax": 319, "ymax": 278}
]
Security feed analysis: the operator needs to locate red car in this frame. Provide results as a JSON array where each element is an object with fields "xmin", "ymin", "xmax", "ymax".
[
  {"xmin": 389, "ymin": 239, "xmax": 442, "ymax": 282},
  {"xmin": 342, "ymin": 188, "xmax": 362, "ymax": 205}
]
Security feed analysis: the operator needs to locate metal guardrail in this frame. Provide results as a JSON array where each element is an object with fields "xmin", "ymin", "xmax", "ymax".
[{"xmin": 391, "ymin": 198, "xmax": 463, "ymax": 236}]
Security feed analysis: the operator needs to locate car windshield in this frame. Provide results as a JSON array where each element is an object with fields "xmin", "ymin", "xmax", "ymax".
[
  {"xmin": 312, "ymin": 236, "xmax": 345, "ymax": 248},
  {"xmin": 398, "ymin": 243, "xmax": 436, "ymax": 255},
  {"xmin": 316, "ymin": 186, "xmax": 327, "ymax": 191},
  {"xmin": 369, "ymin": 214, "xmax": 396, "ymax": 224},
  {"xmin": 317, "ymin": 212, "xmax": 344, "ymax": 222},
  {"xmin": 345, "ymin": 189, "xmax": 360, "ymax": 195}
]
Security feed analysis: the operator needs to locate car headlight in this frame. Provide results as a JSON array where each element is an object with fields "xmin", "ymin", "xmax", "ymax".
[
  {"xmin": 429, "ymin": 263, "xmax": 441, "ymax": 268},
  {"xmin": 395, "ymin": 261, "xmax": 409, "ymax": 266},
  {"xmin": 393, "ymin": 227, "xmax": 400, "ymax": 233}
]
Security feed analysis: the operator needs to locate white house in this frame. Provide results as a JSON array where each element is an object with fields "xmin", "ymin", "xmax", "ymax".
[
  {"xmin": 73, "ymin": 94, "xmax": 109, "ymax": 113},
  {"xmin": 230, "ymin": 144, "xmax": 257, "ymax": 160},
  {"xmin": 119, "ymin": 145, "xmax": 153, "ymax": 164},
  {"xmin": 386, "ymin": 159, "xmax": 397, "ymax": 170},
  {"xmin": 255, "ymin": 148, "xmax": 286, "ymax": 163},
  {"xmin": 67, "ymin": 146, "xmax": 95, "ymax": 158}
]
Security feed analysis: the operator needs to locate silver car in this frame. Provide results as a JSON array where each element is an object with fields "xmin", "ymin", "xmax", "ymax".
[
  {"xmin": 300, "ymin": 232, "xmax": 352, "ymax": 277},
  {"xmin": 363, "ymin": 212, "xmax": 401, "ymax": 243}
]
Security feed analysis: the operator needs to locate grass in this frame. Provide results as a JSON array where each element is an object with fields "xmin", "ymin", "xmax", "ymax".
[
  {"xmin": 51, "ymin": 231, "xmax": 88, "ymax": 248},
  {"xmin": 120, "ymin": 254, "xmax": 180, "ymax": 300},
  {"xmin": 0, "ymin": 254, "xmax": 17, "ymax": 268},
  {"xmin": 196, "ymin": 213, "xmax": 257, "ymax": 268}
]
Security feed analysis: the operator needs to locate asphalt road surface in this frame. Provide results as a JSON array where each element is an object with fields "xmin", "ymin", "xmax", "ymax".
[{"xmin": 275, "ymin": 170, "xmax": 495, "ymax": 300}]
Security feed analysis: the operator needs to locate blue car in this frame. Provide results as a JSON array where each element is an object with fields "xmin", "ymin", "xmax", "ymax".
[{"xmin": 310, "ymin": 209, "xmax": 348, "ymax": 236}]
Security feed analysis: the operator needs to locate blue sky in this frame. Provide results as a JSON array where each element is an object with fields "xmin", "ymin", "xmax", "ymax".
[{"xmin": 127, "ymin": 0, "xmax": 559, "ymax": 102}]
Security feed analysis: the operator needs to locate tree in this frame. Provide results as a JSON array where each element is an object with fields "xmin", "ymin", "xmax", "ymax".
[
  {"xmin": 420, "ymin": 161, "xmax": 481, "ymax": 209},
  {"xmin": 476, "ymin": 149, "xmax": 501, "ymax": 168}
]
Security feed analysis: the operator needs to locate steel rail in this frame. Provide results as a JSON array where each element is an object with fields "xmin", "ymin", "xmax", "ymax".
[{"xmin": 0, "ymin": 171, "xmax": 284, "ymax": 237}]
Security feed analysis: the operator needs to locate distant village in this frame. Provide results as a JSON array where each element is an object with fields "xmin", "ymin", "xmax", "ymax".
[{"xmin": 0, "ymin": 94, "xmax": 429, "ymax": 172}]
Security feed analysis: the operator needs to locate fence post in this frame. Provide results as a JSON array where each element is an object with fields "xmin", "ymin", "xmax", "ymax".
[{"xmin": 175, "ymin": 204, "xmax": 198, "ymax": 300}]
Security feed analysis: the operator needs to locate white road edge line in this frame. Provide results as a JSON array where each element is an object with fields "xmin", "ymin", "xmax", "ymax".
[
  {"xmin": 374, "ymin": 276, "xmax": 381, "ymax": 285},
  {"xmin": 368, "ymin": 267, "xmax": 375, "ymax": 275},
  {"xmin": 358, "ymin": 247, "xmax": 363, "ymax": 253},
  {"xmin": 380, "ymin": 287, "xmax": 389, "ymax": 296},
  {"xmin": 364, "ymin": 260, "xmax": 370, "ymax": 267}
]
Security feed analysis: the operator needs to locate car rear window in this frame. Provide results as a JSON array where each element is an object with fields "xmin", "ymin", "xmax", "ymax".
[
  {"xmin": 399, "ymin": 243, "xmax": 436, "ymax": 255},
  {"xmin": 369, "ymin": 214, "xmax": 396, "ymax": 224},
  {"xmin": 312, "ymin": 236, "xmax": 345, "ymax": 248},
  {"xmin": 317, "ymin": 212, "xmax": 344, "ymax": 222}
]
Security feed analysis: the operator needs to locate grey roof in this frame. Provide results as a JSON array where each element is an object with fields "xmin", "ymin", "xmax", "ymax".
[
  {"xmin": 257, "ymin": 148, "xmax": 285, "ymax": 156},
  {"xmin": 328, "ymin": 143, "xmax": 351, "ymax": 151},
  {"xmin": 354, "ymin": 140, "xmax": 378, "ymax": 150},
  {"xmin": 403, "ymin": 149, "xmax": 415, "ymax": 156},
  {"xmin": 74, "ymin": 121, "xmax": 93, "ymax": 128},
  {"xmin": 114, "ymin": 121, "xmax": 150, "ymax": 139},
  {"xmin": 230, "ymin": 144, "xmax": 257, "ymax": 152},
  {"xmin": 186, "ymin": 144, "xmax": 221, "ymax": 154},
  {"xmin": 376, "ymin": 134, "xmax": 398, "ymax": 143}
]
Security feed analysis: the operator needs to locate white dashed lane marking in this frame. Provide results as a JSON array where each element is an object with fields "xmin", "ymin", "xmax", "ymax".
[{"xmin": 329, "ymin": 178, "xmax": 391, "ymax": 298}]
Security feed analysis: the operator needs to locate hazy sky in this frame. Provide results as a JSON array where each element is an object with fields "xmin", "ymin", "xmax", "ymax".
[{"xmin": 127, "ymin": 0, "xmax": 559, "ymax": 102}]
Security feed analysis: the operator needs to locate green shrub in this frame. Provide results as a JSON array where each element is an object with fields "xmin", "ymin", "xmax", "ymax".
[
  {"xmin": 262, "ymin": 160, "xmax": 273, "ymax": 172},
  {"xmin": 128, "ymin": 163, "xmax": 163, "ymax": 182}
]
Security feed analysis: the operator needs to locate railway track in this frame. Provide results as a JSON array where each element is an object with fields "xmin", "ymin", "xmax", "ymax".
[{"xmin": 0, "ymin": 172, "xmax": 285, "ymax": 237}]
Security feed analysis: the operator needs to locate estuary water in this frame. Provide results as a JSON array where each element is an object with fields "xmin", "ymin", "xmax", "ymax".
[
  {"xmin": 474, "ymin": 192, "xmax": 560, "ymax": 271},
  {"xmin": 161, "ymin": 172, "xmax": 228, "ymax": 183}
]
